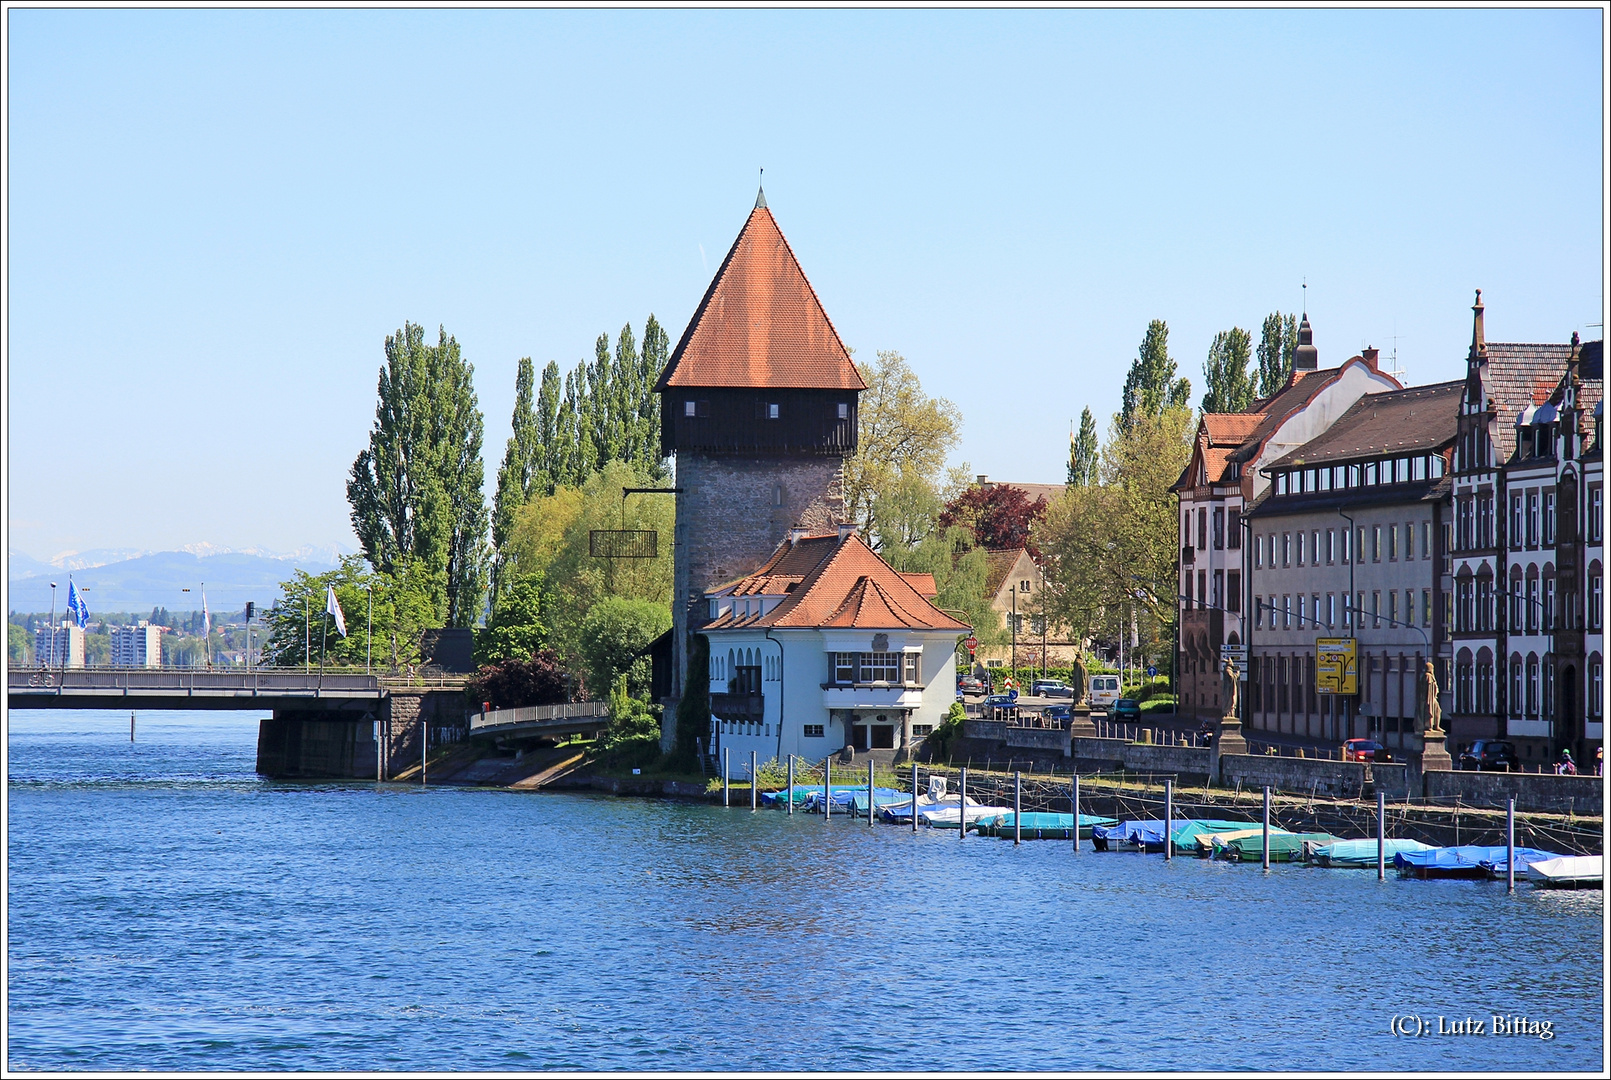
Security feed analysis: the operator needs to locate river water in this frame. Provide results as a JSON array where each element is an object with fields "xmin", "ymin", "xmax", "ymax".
[{"xmin": 7, "ymin": 710, "xmax": 1604, "ymax": 1072}]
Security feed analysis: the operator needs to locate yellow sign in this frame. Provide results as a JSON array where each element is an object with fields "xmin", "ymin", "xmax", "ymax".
[{"xmin": 1315, "ymin": 637, "xmax": 1357, "ymax": 695}]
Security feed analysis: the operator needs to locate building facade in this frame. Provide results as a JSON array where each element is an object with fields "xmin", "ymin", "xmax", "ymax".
[
  {"xmin": 34, "ymin": 623, "xmax": 86, "ymax": 668},
  {"xmin": 1245, "ymin": 380, "xmax": 1461, "ymax": 751},
  {"xmin": 1446, "ymin": 295, "xmax": 1602, "ymax": 766},
  {"xmin": 702, "ymin": 529, "xmax": 969, "ymax": 776},
  {"xmin": 110, "ymin": 622, "xmax": 163, "ymax": 668},
  {"xmin": 1174, "ymin": 318, "xmax": 1401, "ymax": 720},
  {"xmin": 655, "ymin": 190, "xmax": 866, "ymax": 747}
]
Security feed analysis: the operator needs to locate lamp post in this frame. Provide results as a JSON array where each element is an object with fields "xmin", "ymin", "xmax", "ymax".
[
  {"xmin": 47, "ymin": 582, "xmax": 57, "ymax": 668},
  {"xmin": 366, "ymin": 583, "xmax": 373, "ymax": 676}
]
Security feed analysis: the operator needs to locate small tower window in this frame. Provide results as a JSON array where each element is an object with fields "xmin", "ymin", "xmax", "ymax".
[
  {"xmin": 837, "ymin": 403, "xmax": 849, "ymax": 419},
  {"xmin": 685, "ymin": 401, "xmax": 696, "ymax": 417},
  {"xmin": 768, "ymin": 403, "xmax": 779, "ymax": 419},
  {"xmin": 772, "ymin": 483, "xmax": 784, "ymax": 507}
]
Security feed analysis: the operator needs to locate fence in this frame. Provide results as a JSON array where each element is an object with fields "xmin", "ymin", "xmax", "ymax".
[{"xmin": 469, "ymin": 701, "xmax": 610, "ymax": 732}]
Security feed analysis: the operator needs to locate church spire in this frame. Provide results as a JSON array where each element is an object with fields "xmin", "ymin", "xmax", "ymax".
[{"xmin": 755, "ymin": 167, "xmax": 766, "ymax": 210}]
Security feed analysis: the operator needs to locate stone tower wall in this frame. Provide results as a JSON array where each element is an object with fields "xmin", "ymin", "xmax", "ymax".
[{"xmin": 664, "ymin": 453, "xmax": 845, "ymax": 749}]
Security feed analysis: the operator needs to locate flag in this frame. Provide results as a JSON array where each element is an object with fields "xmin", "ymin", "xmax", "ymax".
[
  {"xmin": 202, "ymin": 590, "xmax": 210, "ymax": 639},
  {"xmin": 326, "ymin": 585, "xmax": 347, "ymax": 637},
  {"xmin": 66, "ymin": 579, "xmax": 90, "ymax": 629}
]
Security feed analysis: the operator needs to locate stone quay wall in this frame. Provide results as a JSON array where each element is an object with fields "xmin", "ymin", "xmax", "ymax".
[
  {"xmin": 257, "ymin": 687, "xmax": 468, "ymax": 780},
  {"xmin": 1423, "ymin": 770, "xmax": 1603, "ymax": 815}
]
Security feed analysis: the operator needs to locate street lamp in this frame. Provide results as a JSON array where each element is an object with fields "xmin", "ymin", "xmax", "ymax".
[{"xmin": 47, "ymin": 582, "xmax": 57, "ymax": 667}]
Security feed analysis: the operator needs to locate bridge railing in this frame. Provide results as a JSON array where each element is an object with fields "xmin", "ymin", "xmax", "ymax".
[
  {"xmin": 9, "ymin": 667, "xmax": 381, "ymax": 694},
  {"xmin": 471, "ymin": 701, "xmax": 610, "ymax": 732}
]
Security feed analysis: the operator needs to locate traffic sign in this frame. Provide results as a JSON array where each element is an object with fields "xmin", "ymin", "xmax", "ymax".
[
  {"xmin": 1147, "ymin": 665, "xmax": 1157, "ymax": 677},
  {"xmin": 1315, "ymin": 637, "xmax": 1358, "ymax": 695}
]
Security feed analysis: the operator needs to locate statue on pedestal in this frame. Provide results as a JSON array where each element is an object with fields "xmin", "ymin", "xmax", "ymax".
[
  {"xmin": 1416, "ymin": 661, "xmax": 1442, "ymax": 735},
  {"xmin": 1220, "ymin": 655, "xmax": 1239, "ymax": 719},
  {"xmin": 1071, "ymin": 653, "xmax": 1088, "ymax": 707}
]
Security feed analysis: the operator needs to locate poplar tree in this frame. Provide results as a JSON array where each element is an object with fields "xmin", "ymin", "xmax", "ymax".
[
  {"xmin": 347, "ymin": 322, "xmax": 489, "ymax": 628},
  {"xmin": 1119, "ymin": 320, "xmax": 1191, "ymax": 428},
  {"xmin": 1257, "ymin": 312, "xmax": 1299, "ymax": 399},
  {"xmin": 491, "ymin": 357, "xmax": 541, "ymax": 604},
  {"xmin": 1201, "ymin": 327, "xmax": 1256, "ymax": 413},
  {"xmin": 1067, "ymin": 407, "xmax": 1099, "ymax": 487}
]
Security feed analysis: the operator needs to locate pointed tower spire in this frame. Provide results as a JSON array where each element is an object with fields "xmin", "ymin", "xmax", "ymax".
[
  {"xmin": 1469, "ymin": 289, "xmax": 1486, "ymax": 359},
  {"xmin": 1293, "ymin": 309, "xmax": 1318, "ymax": 371},
  {"xmin": 755, "ymin": 167, "xmax": 766, "ymax": 210}
]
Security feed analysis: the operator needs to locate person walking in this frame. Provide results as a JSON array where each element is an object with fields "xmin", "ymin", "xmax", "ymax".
[
  {"xmin": 1595, "ymin": 746, "xmax": 1603, "ymax": 777},
  {"xmin": 1555, "ymin": 749, "xmax": 1577, "ymax": 776}
]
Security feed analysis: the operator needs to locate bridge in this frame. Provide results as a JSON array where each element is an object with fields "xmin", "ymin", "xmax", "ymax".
[{"xmin": 8, "ymin": 666, "xmax": 479, "ymax": 781}]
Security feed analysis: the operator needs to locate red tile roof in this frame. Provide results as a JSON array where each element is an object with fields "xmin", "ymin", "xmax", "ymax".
[
  {"xmin": 655, "ymin": 204, "xmax": 866, "ymax": 391},
  {"xmin": 703, "ymin": 533, "xmax": 968, "ymax": 632}
]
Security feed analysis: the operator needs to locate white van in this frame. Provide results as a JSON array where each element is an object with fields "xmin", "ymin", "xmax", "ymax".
[{"xmin": 1088, "ymin": 675, "xmax": 1121, "ymax": 709}]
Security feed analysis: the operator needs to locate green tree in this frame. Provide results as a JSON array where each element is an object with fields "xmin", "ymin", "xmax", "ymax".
[
  {"xmin": 9, "ymin": 622, "xmax": 32, "ymax": 665},
  {"xmin": 491, "ymin": 357, "xmax": 542, "ymax": 604},
  {"xmin": 346, "ymin": 322, "xmax": 489, "ymax": 627},
  {"xmin": 1201, "ymin": 327, "xmax": 1256, "ymax": 413},
  {"xmin": 669, "ymin": 632, "xmax": 710, "ymax": 768},
  {"xmin": 882, "ymin": 524, "xmax": 1003, "ymax": 645},
  {"xmin": 842, "ymin": 350, "xmax": 963, "ymax": 550},
  {"xmin": 262, "ymin": 556, "xmax": 440, "ymax": 670},
  {"xmin": 475, "ymin": 571, "xmax": 549, "ymax": 665},
  {"xmin": 1120, "ymin": 320, "xmax": 1191, "ymax": 428},
  {"xmin": 1067, "ymin": 407, "xmax": 1099, "ymax": 487},
  {"xmin": 578, "ymin": 596, "xmax": 671, "ymax": 700},
  {"xmin": 1257, "ymin": 312, "xmax": 1299, "ymax": 399}
]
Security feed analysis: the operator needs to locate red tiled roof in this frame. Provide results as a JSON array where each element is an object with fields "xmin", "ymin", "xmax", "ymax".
[
  {"xmin": 983, "ymin": 548, "xmax": 1026, "ymax": 598},
  {"xmin": 655, "ymin": 204, "xmax": 865, "ymax": 391},
  {"xmin": 704, "ymin": 533, "xmax": 967, "ymax": 632},
  {"xmin": 899, "ymin": 572, "xmax": 938, "ymax": 598},
  {"xmin": 1202, "ymin": 413, "xmax": 1265, "ymax": 444}
]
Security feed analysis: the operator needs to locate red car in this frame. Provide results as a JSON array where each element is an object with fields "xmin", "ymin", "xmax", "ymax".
[{"xmin": 1342, "ymin": 738, "xmax": 1393, "ymax": 763}]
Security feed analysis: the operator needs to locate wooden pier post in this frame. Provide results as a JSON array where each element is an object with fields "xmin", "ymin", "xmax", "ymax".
[
  {"xmin": 1261, "ymin": 786, "xmax": 1271, "ymax": 870},
  {"xmin": 1507, "ymin": 797, "xmax": 1516, "ymax": 894},
  {"xmin": 723, "ymin": 747, "xmax": 730, "ymax": 807},
  {"xmin": 750, "ymin": 751, "xmax": 758, "ymax": 811},
  {"xmin": 958, "ymin": 767, "xmax": 967, "ymax": 840},
  {"xmin": 1164, "ymin": 778, "xmax": 1174, "ymax": 860},
  {"xmin": 787, "ymin": 755, "xmax": 795, "ymax": 816},
  {"xmin": 824, "ymin": 755, "xmax": 831, "ymax": 821},
  {"xmin": 1072, "ymin": 772, "xmax": 1080, "ymax": 852},
  {"xmin": 1013, "ymin": 771, "xmax": 1022, "ymax": 845},
  {"xmin": 911, "ymin": 761, "xmax": 918, "ymax": 833},
  {"xmin": 1376, "ymin": 790, "xmax": 1386, "ymax": 881},
  {"xmin": 130, "ymin": 711, "xmax": 135, "ymax": 742},
  {"xmin": 421, "ymin": 714, "xmax": 427, "ymax": 787}
]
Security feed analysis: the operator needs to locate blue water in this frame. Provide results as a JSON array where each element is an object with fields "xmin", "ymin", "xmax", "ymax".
[{"xmin": 8, "ymin": 710, "xmax": 1604, "ymax": 1071}]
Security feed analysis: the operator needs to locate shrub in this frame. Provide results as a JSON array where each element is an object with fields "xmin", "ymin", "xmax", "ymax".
[{"xmin": 466, "ymin": 648, "xmax": 569, "ymax": 709}]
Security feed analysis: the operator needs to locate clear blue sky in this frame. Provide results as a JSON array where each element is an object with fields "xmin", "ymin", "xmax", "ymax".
[{"xmin": 7, "ymin": 8, "xmax": 1603, "ymax": 560}]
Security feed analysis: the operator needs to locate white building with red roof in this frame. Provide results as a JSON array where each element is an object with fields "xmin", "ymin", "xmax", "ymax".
[{"xmin": 702, "ymin": 527, "xmax": 969, "ymax": 776}]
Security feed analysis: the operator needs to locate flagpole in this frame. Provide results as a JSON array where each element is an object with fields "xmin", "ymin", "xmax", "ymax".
[{"xmin": 304, "ymin": 594, "xmax": 310, "ymax": 674}]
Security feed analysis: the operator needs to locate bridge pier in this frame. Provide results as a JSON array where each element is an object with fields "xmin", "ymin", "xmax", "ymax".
[{"xmin": 256, "ymin": 687, "xmax": 469, "ymax": 780}]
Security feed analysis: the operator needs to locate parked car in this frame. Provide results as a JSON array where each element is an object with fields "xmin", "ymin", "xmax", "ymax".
[
  {"xmin": 1342, "ymin": 738, "xmax": 1393, "ymax": 763},
  {"xmin": 1043, "ymin": 704, "xmax": 1072, "ymax": 723},
  {"xmin": 1088, "ymin": 675, "xmax": 1121, "ymax": 709},
  {"xmin": 1458, "ymin": 739, "xmax": 1518, "ymax": 772},
  {"xmin": 1111, "ymin": 698, "xmax": 1142, "ymax": 722},
  {"xmin": 1031, "ymin": 679, "xmax": 1073, "ymax": 698},
  {"xmin": 958, "ymin": 674, "xmax": 987, "ymax": 694},
  {"xmin": 983, "ymin": 692, "xmax": 1018, "ymax": 709}
]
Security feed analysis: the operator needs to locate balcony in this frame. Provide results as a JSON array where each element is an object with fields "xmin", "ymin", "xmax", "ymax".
[
  {"xmin": 820, "ymin": 683, "xmax": 924, "ymax": 710},
  {"xmin": 710, "ymin": 692, "xmax": 764, "ymax": 724}
]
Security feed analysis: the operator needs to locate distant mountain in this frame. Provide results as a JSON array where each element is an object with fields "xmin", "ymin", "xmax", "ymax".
[{"xmin": 8, "ymin": 549, "xmax": 344, "ymax": 614}]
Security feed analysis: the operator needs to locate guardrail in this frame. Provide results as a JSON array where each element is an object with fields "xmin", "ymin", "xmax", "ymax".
[
  {"xmin": 470, "ymin": 701, "xmax": 610, "ymax": 732},
  {"xmin": 9, "ymin": 667, "xmax": 381, "ymax": 694}
]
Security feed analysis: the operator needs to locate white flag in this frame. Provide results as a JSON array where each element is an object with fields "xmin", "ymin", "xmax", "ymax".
[{"xmin": 325, "ymin": 585, "xmax": 347, "ymax": 637}]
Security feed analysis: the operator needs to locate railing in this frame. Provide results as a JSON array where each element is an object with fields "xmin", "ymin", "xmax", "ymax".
[
  {"xmin": 710, "ymin": 692, "xmax": 765, "ymax": 723},
  {"xmin": 470, "ymin": 701, "xmax": 609, "ymax": 732},
  {"xmin": 9, "ymin": 666, "xmax": 381, "ymax": 694}
]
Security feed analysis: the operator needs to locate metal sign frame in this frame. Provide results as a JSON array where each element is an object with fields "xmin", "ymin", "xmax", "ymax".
[{"xmin": 589, "ymin": 529, "xmax": 659, "ymax": 559}]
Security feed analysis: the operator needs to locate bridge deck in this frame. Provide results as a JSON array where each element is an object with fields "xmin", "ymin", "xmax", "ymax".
[
  {"xmin": 470, "ymin": 701, "xmax": 611, "ymax": 740},
  {"xmin": 6, "ymin": 667, "xmax": 451, "ymax": 712}
]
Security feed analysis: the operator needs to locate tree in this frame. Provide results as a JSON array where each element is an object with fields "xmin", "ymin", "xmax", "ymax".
[
  {"xmin": 1257, "ymin": 312, "xmax": 1299, "ymax": 399},
  {"xmin": 882, "ymin": 525, "xmax": 1004, "ymax": 646},
  {"xmin": 1120, "ymin": 320, "xmax": 1191, "ymax": 428},
  {"xmin": 260, "ymin": 555, "xmax": 440, "ymax": 670},
  {"xmin": 669, "ymin": 632, "xmax": 710, "ymax": 768},
  {"xmin": 939, "ymin": 484, "xmax": 1048, "ymax": 554},
  {"xmin": 578, "ymin": 596, "xmax": 671, "ymax": 700},
  {"xmin": 346, "ymin": 322, "xmax": 489, "ymax": 627},
  {"xmin": 9, "ymin": 622, "xmax": 32, "ymax": 665},
  {"xmin": 1067, "ymin": 407, "xmax": 1099, "ymax": 487},
  {"xmin": 466, "ymin": 649, "xmax": 569, "ymax": 709},
  {"xmin": 491, "ymin": 357, "xmax": 542, "ymax": 604},
  {"xmin": 475, "ymin": 571, "xmax": 548, "ymax": 665},
  {"xmin": 842, "ymin": 350, "xmax": 963, "ymax": 549},
  {"xmin": 1201, "ymin": 327, "xmax": 1256, "ymax": 413}
]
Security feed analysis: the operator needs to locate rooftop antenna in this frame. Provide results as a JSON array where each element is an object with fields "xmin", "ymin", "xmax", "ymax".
[{"xmin": 1384, "ymin": 322, "xmax": 1407, "ymax": 383}]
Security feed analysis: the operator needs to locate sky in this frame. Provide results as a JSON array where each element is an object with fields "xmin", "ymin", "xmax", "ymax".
[{"xmin": 6, "ymin": 7, "xmax": 1604, "ymax": 562}]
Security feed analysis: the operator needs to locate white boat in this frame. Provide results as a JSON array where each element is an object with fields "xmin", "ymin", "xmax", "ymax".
[
  {"xmin": 1525, "ymin": 854, "xmax": 1603, "ymax": 889},
  {"xmin": 916, "ymin": 803, "xmax": 1014, "ymax": 830}
]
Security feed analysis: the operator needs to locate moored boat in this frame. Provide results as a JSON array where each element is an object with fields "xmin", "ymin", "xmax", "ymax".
[
  {"xmin": 1524, "ymin": 854, "xmax": 1602, "ymax": 889},
  {"xmin": 1394, "ymin": 845, "xmax": 1562, "ymax": 880},
  {"xmin": 974, "ymin": 812, "xmax": 1119, "ymax": 840},
  {"xmin": 1310, "ymin": 838, "xmax": 1431, "ymax": 868}
]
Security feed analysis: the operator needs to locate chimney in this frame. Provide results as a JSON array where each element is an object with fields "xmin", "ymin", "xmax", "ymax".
[
  {"xmin": 976, "ymin": 474, "xmax": 989, "ymax": 487},
  {"xmin": 1362, "ymin": 346, "xmax": 1379, "ymax": 364},
  {"xmin": 787, "ymin": 527, "xmax": 808, "ymax": 545},
  {"xmin": 1469, "ymin": 289, "xmax": 1486, "ymax": 360},
  {"xmin": 836, "ymin": 522, "xmax": 859, "ymax": 543}
]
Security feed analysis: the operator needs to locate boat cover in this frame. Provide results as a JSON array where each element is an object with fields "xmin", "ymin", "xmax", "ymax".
[
  {"xmin": 1216, "ymin": 832, "xmax": 1338, "ymax": 861},
  {"xmin": 974, "ymin": 812, "xmax": 1118, "ymax": 838},
  {"xmin": 917, "ymin": 804, "xmax": 1013, "ymax": 829},
  {"xmin": 1394, "ymin": 845, "xmax": 1561, "ymax": 873},
  {"xmin": 1093, "ymin": 819, "xmax": 1249, "ymax": 847},
  {"xmin": 1311, "ymin": 838, "xmax": 1430, "ymax": 867},
  {"xmin": 1525, "ymin": 855, "xmax": 1603, "ymax": 885}
]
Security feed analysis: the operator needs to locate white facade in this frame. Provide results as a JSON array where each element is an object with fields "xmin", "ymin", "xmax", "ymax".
[
  {"xmin": 110, "ymin": 623, "xmax": 163, "ymax": 668},
  {"xmin": 34, "ymin": 623, "xmax": 86, "ymax": 668}
]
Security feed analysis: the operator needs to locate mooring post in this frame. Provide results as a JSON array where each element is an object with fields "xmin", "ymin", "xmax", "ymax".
[
  {"xmin": 867, "ymin": 759, "xmax": 875, "ymax": 827},
  {"xmin": 723, "ymin": 748, "xmax": 730, "ymax": 807},
  {"xmin": 1165, "ymin": 778, "xmax": 1174, "ymax": 861},
  {"xmin": 1013, "ymin": 771, "xmax": 1023, "ymax": 845},
  {"xmin": 377, "ymin": 717, "xmax": 383, "ymax": 783},
  {"xmin": 421, "ymin": 715, "xmax": 427, "ymax": 787},
  {"xmin": 750, "ymin": 751, "xmax": 758, "ymax": 811},
  {"xmin": 911, "ymin": 761, "xmax": 918, "ymax": 834},
  {"xmin": 1072, "ymin": 772, "xmax": 1080, "ymax": 852},
  {"xmin": 824, "ymin": 755, "xmax": 831, "ymax": 821},
  {"xmin": 958, "ymin": 767, "xmax": 967, "ymax": 840},
  {"xmin": 1261, "ymin": 785, "xmax": 1271, "ymax": 870},
  {"xmin": 787, "ymin": 755, "xmax": 795, "ymax": 816},
  {"xmin": 130, "ymin": 711, "xmax": 135, "ymax": 742},
  {"xmin": 1376, "ymin": 790, "xmax": 1386, "ymax": 881},
  {"xmin": 1506, "ymin": 797, "xmax": 1516, "ymax": 894}
]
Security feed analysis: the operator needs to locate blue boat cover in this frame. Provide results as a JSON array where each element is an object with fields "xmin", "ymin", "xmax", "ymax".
[
  {"xmin": 1312, "ymin": 838, "xmax": 1430, "ymax": 865},
  {"xmin": 759, "ymin": 785, "xmax": 865, "ymax": 807},
  {"xmin": 1394, "ymin": 845, "xmax": 1562, "ymax": 872},
  {"xmin": 981, "ymin": 812, "xmax": 1119, "ymax": 831}
]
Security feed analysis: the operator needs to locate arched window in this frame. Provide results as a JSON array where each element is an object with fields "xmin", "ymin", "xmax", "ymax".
[
  {"xmin": 1543, "ymin": 656, "xmax": 1556, "ymax": 719},
  {"xmin": 1526, "ymin": 655, "xmax": 1540, "ymax": 715},
  {"xmin": 1510, "ymin": 656, "xmax": 1523, "ymax": 718}
]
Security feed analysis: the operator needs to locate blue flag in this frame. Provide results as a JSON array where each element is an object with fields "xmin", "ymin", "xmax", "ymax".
[{"xmin": 67, "ymin": 579, "xmax": 90, "ymax": 629}]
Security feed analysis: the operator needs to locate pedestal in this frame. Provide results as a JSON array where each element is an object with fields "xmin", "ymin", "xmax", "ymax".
[
  {"xmin": 1068, "ymin": 703, "xmax": 1097, "ymax": 738},
  {"xmin": 1418, "ymin": 730, "xmax": 1454, "ymax": 774},
  {"xmin": 1209, "ymin": 715, "xmax": 1248, "ymax": 786}
]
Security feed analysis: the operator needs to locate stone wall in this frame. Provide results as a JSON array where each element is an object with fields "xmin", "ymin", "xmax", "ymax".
[
  {"xmin": 1071, "ymin": 737, "xmax": 1129, "ymax": 770},
  {"xmin": 256, "ymin": 712, "xmax": 377, "ymax": 779},
  {"xmin": 1121, "ymin": 743, "xmax": 1212, "ymax": 782},
  {"xmin": 1423, "ymin": 770, "xmax": 1603, "ymax": 815},
  {"xmin": 1370, "ymin": 763, "xmax": 1411, "ymax": 800},
  {"xmin": 1219, "ymin": 754, "xmax": 1370, "ymax": 799},
  {"xmin": 666, "ymin": 453, "xmax": 846, "ymax": 749}
]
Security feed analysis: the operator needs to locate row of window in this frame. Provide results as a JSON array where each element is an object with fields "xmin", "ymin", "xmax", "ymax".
[
  {"xmin": 1183, "ymin": 505, "xmax": 1242, "ymax": 551},
  {"xmin": 1452, "ymin": 572, "xmax": 1603, "ymax": 634},
  {"xmin": 1256, "ymin": 590, "xmax": 1434, "ymax": 632},
  {"xmin": 683, "ymin": 400, "xmax": 851, "ymax": 420},
  {"xmin": 1455, "ymin": 484, "xmax": 1603, "ymax": 552},
  {"xmin": 1254, "ymin": 522, "xmax": 1432, "ymax": 569},
  {"xmin": 711, "ymin": 648, "xmax": 781, "ymax": 691},
  {"xmin": 830, "ymin": 651, "xmax": 921, "ymax": 686},
  {"xmin": 1271, "ymin": 454, "xmax": 1445, "ymax": 498},
  {"xmin": 1452, "ymin": 659, "xmax": 1605, "ymax": 719},
  {"xmin": 1183, "ymin": 569, "xmax": 1241, "ymax": 611}
]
